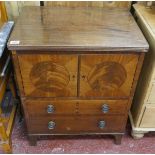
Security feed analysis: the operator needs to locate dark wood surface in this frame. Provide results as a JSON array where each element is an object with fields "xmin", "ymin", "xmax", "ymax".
[
  {"xmin": 27, "ymin": 115, "xmax": 125, "ymax": 134},
  {"xmin": 24, "ymin": 99, "xmax": 128, "ymax": 116},
  {"xmin": 80, "ymin": 54, "xmax": 139, "ymax": 97},
  {"xmin": 8, "ymin": 6, "xmax": 148, "ymax": 52}
]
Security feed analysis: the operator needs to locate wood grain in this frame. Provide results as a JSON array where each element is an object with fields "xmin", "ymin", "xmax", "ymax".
[
  {"xmin": 27, "ymin": 115, "xmax": 125, "ymax": 134},
  {"xmin": 7, "ymin": 6, "xmax": 148, "ymax": 52},
  {"xmin": 78, "ymin": 100, "xmax": 127, "ymax": 115},
  {"xmin": 11, "ymin": 52, "xmax": 25, "ymax": 96},
  {"xmin": 80, "ymin": 54, "xmax": 139, "ymax": 98},
  {"xmin": 46, "ymin": 1, "xmax": 131, "ymax": 9},
  {"xmin": 17, "ymin": 54, "xmax": 78, "ymax": 97},
  {"xmin": 23, "ymin": 99, "xmax": 128, "ymax": 116},
  {"xmin": 9, "ymin": 6, "xmax": 148, "ymax": 144}
]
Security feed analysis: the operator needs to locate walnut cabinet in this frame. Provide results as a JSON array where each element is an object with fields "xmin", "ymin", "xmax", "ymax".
[{"xmin": 7, "ymin": 6, "xmax": 148, "ymax": 145}]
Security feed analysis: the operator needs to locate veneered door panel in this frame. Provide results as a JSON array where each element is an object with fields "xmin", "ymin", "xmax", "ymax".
[
  {"xmin": 18, "ymin": 54, "xmax": 78, "ymax": 97},
  {"xmin": 80, "ymin": 54, "xmax": 139, "ymax": 98}
]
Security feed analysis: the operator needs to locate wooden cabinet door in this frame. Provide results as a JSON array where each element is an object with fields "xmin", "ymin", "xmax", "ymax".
[
  {"xmin": 18, "ymin": 54, "xmax": 78, "ymax": 97},
  {"xmin": 80, "ymin": 54, "xmax": 139, "ymax": 98}
]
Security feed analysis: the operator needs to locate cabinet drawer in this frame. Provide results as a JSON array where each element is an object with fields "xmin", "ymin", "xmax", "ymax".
[
  {"xmin": 24, "ymin": 100, "xmax": 76, "ymax": 116},
  {"xmin": 24, "ymin": 99, "xmax": 128, "ymax": 116},
  {"xmin": 78, "ymin": 100, "xmax": 127, "ymax": 115},
  {"xmin": 28, "ymin": 115, "xmax": 125, "ymax": 134},
  {"xmin": 140, "ymin": 105, "xmax": 155, "ymax": 128}
]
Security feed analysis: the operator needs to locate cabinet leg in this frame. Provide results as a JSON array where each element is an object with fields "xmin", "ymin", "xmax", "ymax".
[
  {"xmin": 28, "ymin": 136, "xmax": 37, "ymax": 146},
  {"xmin": 131, "ymin": 130, "xmax": 148, "ymax": 139},
  {"xmin": 114, "ymin": 134, "xmax": 123, "ymax": 145}
]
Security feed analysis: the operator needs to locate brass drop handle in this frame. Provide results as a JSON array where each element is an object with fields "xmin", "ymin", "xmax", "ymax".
[
  {"xmin": 47, "ymin": 105, "xmax": 54, "ymax": 113},
  {"xmin": 98, "ymin": 120, "xmax": 106, "ymax": 129},
  {"xmin": 48, "ymin": 121, "xmax": 55, "ymax": 129},
  {"xmin": 102, "ymin": 104, "xmax": 109, "ymax": 113}
]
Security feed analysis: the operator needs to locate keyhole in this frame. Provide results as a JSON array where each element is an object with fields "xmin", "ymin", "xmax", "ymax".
[
  {"xmin": 72, "ymin": 75, "xmax": 76, "ymax": 81},
  {"xmin": 82, "ymin": 75, "xmax": 86, "ymax": 79}
]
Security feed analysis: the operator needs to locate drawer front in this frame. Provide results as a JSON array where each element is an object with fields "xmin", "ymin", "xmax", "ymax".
[
  {"xmin": 24, "ymin": 100, "xmax": 76, "ymax": 116},
  {"xmin": 28, "ymin": 115, "xmax": 125, "ymax": 134},
  {"xmin": 18, "ymin": 54, "xmax": 78, "ymax": 97},
  {"xmin": 80, "ymin": 54, "xmax": 139, "ymax": 98},
  {"xmin": 24, "ymin": 99, "xmax": 128, "ymax": 116},
  {"xmin": 140, "ymin": 105, "xmax": 155, "ymax": 128},
  {"xmin": 78, "ymin": 100, "xmax": 128, "ymax": 115}
]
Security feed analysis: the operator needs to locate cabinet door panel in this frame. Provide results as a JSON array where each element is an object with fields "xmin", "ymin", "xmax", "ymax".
[
  {"xmin": 80, "ymin": 54, "xmax": 139, "ymax": 98},
  {"xmin": 18, "ymin": 54, "xmax": 78, "ymax": 97}
]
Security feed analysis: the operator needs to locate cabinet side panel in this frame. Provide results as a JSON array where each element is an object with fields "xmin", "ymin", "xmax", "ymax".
[
  {"xmin": 131, "ymin": 52, "xmax": 149, "ymax": 127},
  {"xmin": 11, "ymin": 51, "xmax": 25, "ymax": 96}
]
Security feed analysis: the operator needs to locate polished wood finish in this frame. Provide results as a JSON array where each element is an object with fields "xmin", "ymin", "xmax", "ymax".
[
  {"xmin": 8, "ymin": 6, "xmax": 148, "ymax": 145},
  {"xmin": 18, "ymin": 54, "xmax": 78, "ymax": 97},
  {"xmin": 11, "ymin": 51, "xmax": 25, "ymax": 96},
  {"xmin": 8, "ymin": 7, "xmax": 148, "ymax": 52},
  {"xmin": 130, "ymin": 4, "xmax": 155, "ymax": 139},
  {"xmin": 24, "ymin": 100, "xmax": 77, "ymax": 116},
  {"xmin": 46, "ymin": 1, "xmax": 131, "ymax": 9},
  {"xmin": 4, "ymin": 1, "xmax": 131, "ymax": 21},
  {"xmin": 27, "ymin": 115, "xmax": 125, "ymax": 134},
  {"xmin": 80, "ymin": 54, "xmax": 139, "ymax": 98},
  {"xmin": 78, "ymin": 100, "xmax": 127, "ymax": 115},
  {"xmin": 24, "ymin": 99, "xmax": 128, "ymax": 116}
]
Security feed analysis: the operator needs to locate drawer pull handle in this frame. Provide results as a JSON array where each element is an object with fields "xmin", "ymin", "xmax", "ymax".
[
  {"xmin": 99, "ymin": 120, "xmax": 106, "ymax": 129},
  {"xmin": 102, "ymin": 104, "xmax": 109, "ymax": 113},
  {"xmin": 47, "ymin": 105, "xmax": 54, "ymax": 113},
  {"xmin": 48, "ymin": 121, "xmax": 55, "ymax": 129}
]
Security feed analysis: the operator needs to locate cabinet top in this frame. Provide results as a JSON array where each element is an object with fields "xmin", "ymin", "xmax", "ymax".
[{"xmin": 8, "ymin": 6, "xmax": 149, "ymax": 52}]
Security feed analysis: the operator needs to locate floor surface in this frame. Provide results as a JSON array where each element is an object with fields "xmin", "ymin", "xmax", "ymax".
[{"xmin": 1, "ymin": 117, "xmax": 155, "ymax": 154}]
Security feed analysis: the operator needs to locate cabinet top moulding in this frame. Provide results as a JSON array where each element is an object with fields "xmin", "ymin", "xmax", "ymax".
[{"xmin": 7, "ymin": 6, "xmax": 149, "ymax": 52}]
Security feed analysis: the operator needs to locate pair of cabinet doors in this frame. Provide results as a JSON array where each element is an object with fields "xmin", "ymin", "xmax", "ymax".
[{"xmin": 17, "ymin": 54, "xmax": 139, "ymax": 98}]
